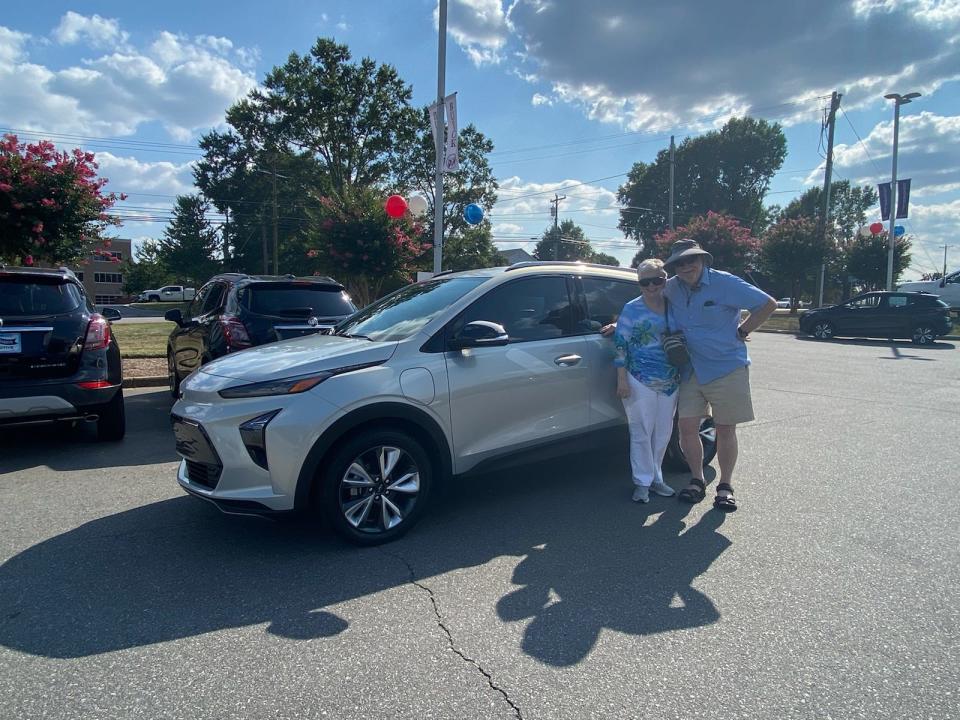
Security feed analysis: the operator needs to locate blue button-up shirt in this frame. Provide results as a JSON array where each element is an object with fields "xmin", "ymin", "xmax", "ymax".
[{"xmin": 663, "ymin": 268, "xmax": 770, "ymax": 385}]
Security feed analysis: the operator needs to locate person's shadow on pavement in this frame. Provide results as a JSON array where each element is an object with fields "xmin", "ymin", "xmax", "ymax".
[{"xmin": 497, "ymin": 502, "xmax": 730, "ymax": 667}]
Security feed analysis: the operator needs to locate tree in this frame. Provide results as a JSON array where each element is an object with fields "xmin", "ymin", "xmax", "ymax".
[
  {"xmin": 844, "ymin": 233, "xmax": 912, "ymax": 290},
  {"xmin": 534, "ymin": 219, "xmax": 595, "ymax": 261},
  {"xmin": 761, "ymin": 218, "xmax": 833, "ymax": 313},
  {"xmin": 156, "ymin": 196, "xmax": 222, "ymax": 286},
  {"xmin": 618, "ymin": 117, "xmax": 786, "ymax": 254},
  {"xmin": 589, "ymin": 251, "xmax": 620, "ymax": 267},
  {"xmin": 782, "ymin": 180, "xmax": 878, "ymax": 245},
  {"xmin": 0, "ymin": 134, "xmax": 122, "ymax": 265},
  {"xmin": 646, "ymin": 212, "xmax": 759, "ymax": 278},
  {"xmin": 303, "ymin": 188, "xmax": 430, "ymax": 306},
  {"xmin": 121, "ymin": 240, "xmax": 172, "ymax": 295},
  {"xmin": 440, "ymin": 225, "xmax": 505, "ymax": 271}
]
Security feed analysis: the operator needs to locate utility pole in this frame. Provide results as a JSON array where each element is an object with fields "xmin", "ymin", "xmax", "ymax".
[
  {"xmin": 550, "ymin": 194, "xmax": 566, "ymax": 260},
  {"xmin": 818, "ymin": 91, "xmax": 841, "ymax": 308},
  {"xmin": 943, "ymin": 245, "xmax": 950, "ymax": 280},
  {"xmin": 271, "ymin": 158, "xmax": 279, "ymax": 275},
  {"xmin": 432, "ymin": 0, "xmax": 448, "ymax": 275},
  {"xmin": 223, "ymin": 207, "xmax": 230, "ymax": 268},
  {"xmin": 668, "ymin": 135, "xmax": 676, "ymax": 230},
  {"xmin": 260, "ymin": 211, "xmax": 268, "ymax": 275}
]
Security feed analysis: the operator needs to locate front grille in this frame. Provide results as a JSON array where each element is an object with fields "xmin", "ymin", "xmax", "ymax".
[{"xmin": 185, "ymin": 460, "xmax": 222, "ymax": 489}]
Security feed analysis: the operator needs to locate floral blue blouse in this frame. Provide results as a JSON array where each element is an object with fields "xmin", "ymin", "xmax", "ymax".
[{"xmin": 613, "ymin": 297, "xmax": 679, "ymax": 395}]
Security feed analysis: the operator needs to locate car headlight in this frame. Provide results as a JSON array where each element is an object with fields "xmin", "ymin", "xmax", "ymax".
[{"xmin": 217, "ymin": 361, "xmax": 382, "ymax": 399}]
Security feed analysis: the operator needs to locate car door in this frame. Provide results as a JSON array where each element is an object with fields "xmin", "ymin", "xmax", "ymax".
[
  {"xmin": 576, "ymin": 275, "xmax": 643, "ymax": 428},
  {"xmin": 444, "ymin": 275, "xmax": 589, "ymax": 471},
  {"xmin": 835, "ymin": 293, "xmax": 885, "ymax": 336},
  {"xmin": 173, "ymin": 283, "xmax": 225, "ymax": 375},
  {"xmin": 882, "ymin": 294, "xmax": 914, "ymax": 336}
]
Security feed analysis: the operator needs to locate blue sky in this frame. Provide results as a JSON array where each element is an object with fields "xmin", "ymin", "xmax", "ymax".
[{"xmin": 2, "ymin": 1, "xmax": 958, "ymax": 278}]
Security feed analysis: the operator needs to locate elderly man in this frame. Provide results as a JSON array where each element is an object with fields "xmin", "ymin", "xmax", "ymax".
[{"xmin": 662, "ymin": 239, "xmax": 776, "ymax": 512}]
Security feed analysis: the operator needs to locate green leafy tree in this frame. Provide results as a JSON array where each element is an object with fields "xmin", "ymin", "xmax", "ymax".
[
  {"xmin": 440, "ymin": 225, "xmax": 505, "ymax": 271},
  {"xmin": 646, "ymin": 212, "xmax": 759, "ymax": 278},
  {"xmin": 157, "ymin": 196, "xmax": 222, "ymax": 286},
  {"xmin": 0, "ymin": 134, "xmax": 122, "ymax": 265},
  {"xmin": 303, "ymin": 188, "xmax": 430, "ymax": 306},
  {"xmin": 618, "ymin": 117, "xmax": 786, "ymax": 256},
  {"xmin": 534, "ymin": 219, "xmax": 596, "ymax": 261},
  {"xmin": 121, "ymin": 240, "xmax": 172, "ymax": 295},
  {"xmin": 844, "ymin": 233, "xmax": 912, "ymax": 291},
  {"xmin": 760, "ymin": 218, "xmax": 833, "ymax": 313},
  {"xmin": 589, "ymin": 251, "xmax": 620, "ymax": 267},
  {"xmin": 782, "ymin": 180, "xmax": 878, "ymax": 245}
]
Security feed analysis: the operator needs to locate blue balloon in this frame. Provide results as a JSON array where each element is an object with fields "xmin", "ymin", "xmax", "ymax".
[
  {"xmin": 463, "ymin": 203, "xmax": 484, "ymax": 225},
  {"xmin": 894, "ymin": 225, "xmax": 905, "ymax": 237}
]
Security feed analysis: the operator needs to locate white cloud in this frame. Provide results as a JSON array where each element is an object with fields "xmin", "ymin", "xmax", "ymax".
[
  {"xmin": 54, "ymin": 11, "xmax": 128, "ymax": 49},
  {"xmin": 0, "ymin": 18, "xmax": 258, "ymax": 141},
  {"xmin": 531, "ymin": 93, "xmax": 552, "ymax": 106},
  {"xmin": 95, "ymin": 153, "xmax": 195, "ymax": 196},
  {"xmin": 448, "ymin": 1, "xmax": 960, "ymax": 130}
]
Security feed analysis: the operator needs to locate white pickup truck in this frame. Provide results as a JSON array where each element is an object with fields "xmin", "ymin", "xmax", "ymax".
[
  {"xmin": 138, "ymin": 285, "xmax": 197, "ymax": 302},
  {"xmin": 898, "ymin": 270, "xmax": 960, "ymax": 311}
]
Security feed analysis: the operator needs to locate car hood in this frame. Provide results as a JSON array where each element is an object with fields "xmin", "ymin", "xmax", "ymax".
[
  {"xmin": 198, "ymin": 334, "xmax": 398, "ymax": 381},
  {"xmin": 898, "ymin": 281, "xmax": 939, "ymax": 292}
]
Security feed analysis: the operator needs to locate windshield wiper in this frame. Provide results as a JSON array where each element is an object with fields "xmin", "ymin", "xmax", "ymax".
[{"xmin": 336, "ymin": 332, "xmax": 373, "ymax": 340}]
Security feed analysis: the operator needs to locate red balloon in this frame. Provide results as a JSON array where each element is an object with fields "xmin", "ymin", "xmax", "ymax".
[
  {"xmin": 385, "ymin": 194, "xmax": 408, "ymax": 218},
  {"xmin": 869, "ymin": 222, "xmax": 883, "ymax": 235}
]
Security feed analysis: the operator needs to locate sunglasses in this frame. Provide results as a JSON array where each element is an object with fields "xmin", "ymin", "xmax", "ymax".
[
  {"xmin": 673, "ymin": 256, "xmax": 700, "ymax": 268},
  {"xmin": 638, "ymin": 276, "xmax": 666, "ymax": 287}
]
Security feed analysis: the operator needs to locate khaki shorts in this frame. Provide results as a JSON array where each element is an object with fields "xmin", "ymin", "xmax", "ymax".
[{"xmin": 678, "ymin": 365, "xmax": 754, "ymax": 425}]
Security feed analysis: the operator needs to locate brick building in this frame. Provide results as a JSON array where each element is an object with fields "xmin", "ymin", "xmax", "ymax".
[{"xmin": 69, "ymin": 238, "xmax": 132, "ymax": 305}]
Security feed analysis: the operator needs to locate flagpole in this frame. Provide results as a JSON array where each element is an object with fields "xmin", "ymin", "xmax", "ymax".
[{"xmin": 433, "ymin": 0, "xmax": 447, "ymax": 275}]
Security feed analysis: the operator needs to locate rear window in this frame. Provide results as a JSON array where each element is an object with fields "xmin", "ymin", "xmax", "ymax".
[
  {"xmin": 0, "ymin": 277, "xmax": 84, "ymax": 315},
  {"xmin": 239, "ymin": 284, "xmax": 356, "ymax": 317}
]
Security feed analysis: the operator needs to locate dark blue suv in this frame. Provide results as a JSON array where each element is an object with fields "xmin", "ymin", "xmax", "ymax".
[{"xmin": 0, "ymin": 266, "xmax": 125, "ymax": 440}]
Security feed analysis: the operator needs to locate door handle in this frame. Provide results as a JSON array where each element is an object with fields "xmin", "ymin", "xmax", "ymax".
[{"xmin": 554, "ymin": 354, "xmax": 582, "ymax": 367}]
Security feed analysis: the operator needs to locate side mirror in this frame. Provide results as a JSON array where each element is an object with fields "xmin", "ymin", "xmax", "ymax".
[
  {"xmin": 101, "ymin": 307, "xmax": 122, "ymax": 321},
  {"xmin": 450, "ymin": 320, "xmax": 509, "ymax": 349},
  {"xmin": 164, "ymin": 309, "xmax": 184, "ymax": 326}
]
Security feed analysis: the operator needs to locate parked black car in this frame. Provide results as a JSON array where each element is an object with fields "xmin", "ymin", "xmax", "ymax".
[
  {"xmin": 165, "ymin": 273, "xmax": 357, "ymax": 396},
  {"xmin": 0, "ymin": 266, "xmax": 125, "ymax": 440},
  {"xmin": 799, "ymin": 291, "xmax": 952, "ymax": 344}
]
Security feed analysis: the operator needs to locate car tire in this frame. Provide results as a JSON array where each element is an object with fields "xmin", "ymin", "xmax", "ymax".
[
  {"xmin": 95, "ymin": 388, "xmax": 126, "ymax": 442},
  {"xmin": 167, "ymin": 350, "xmax": 181, "ymax": 398},
  {"xmin": 663, "ymin": 416, "xmax": 717, "ymax": 472},
  {"xmin": 318, "ymin": 428, "xmax": 433, "ymax": 546},
  {"xmin": 912, "ymin": 325, "xmax": 937, "ymax": 345},
  {"xmin": 148, "ymin": 295, "xmax": 160, "ymax": 302},
  {"xmin": 810, "ymin": 320, "xmax": 835, "ymax": 340}
]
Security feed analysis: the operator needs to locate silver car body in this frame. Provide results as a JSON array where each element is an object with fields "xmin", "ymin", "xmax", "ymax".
[{"xmin": 171, "ymin": 263, "xmax": 638, "ymax": 513}]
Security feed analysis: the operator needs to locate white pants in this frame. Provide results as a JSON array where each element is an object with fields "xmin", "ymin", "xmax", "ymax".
[{"xmin": 621, "ymin": 375, "xmax": 678, "ymax": 487}]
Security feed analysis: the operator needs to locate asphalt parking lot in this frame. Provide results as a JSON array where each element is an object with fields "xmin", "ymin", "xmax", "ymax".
[{"xmin": 1, "ymin": 333, "xmax": 958, "ymax": 720}]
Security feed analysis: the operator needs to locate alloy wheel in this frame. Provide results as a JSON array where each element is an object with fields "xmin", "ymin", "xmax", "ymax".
[
  {"xmin": 339, "ymin": 446, "xmax": 421, "ymax": 534},
  {"xmin": 813, "ymin": 322, "xmax": 834, "ymax": 339},
  {"xmin": 913, "ymin": 326, "xmax": 935, "ymax": 345}
]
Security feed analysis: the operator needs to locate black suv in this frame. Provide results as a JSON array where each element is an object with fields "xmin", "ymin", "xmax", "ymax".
[
  {"xmin": 165, "ymin": 273, "xmax": 357, "ymax": 396},
  {"xmin": 0, "ymin": 266, "xmax": 125, "ymax": 440},
  {"xmin": 799, "ymin": 291, "xmax": 953, "ymax": 344}
]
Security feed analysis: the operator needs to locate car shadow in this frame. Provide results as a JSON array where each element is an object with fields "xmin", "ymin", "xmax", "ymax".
[
  {"xmin": 0, "ymin": 447, "xmax": 729, "ymax": 665},
  {"xmin": 0, "ymin": 389, "xmax": 178, "ymax": 473},
  {"xmin": 794, "ymin": 335, "xmax": 955, "ymax": 351}
]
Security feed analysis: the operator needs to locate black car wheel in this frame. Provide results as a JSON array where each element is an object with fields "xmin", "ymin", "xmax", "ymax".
[
  {"xmin": 912, "ymin": 325, "xmax": 937, "ymax": 345},
  {"xmin": 318, "ymin": 428, "xmax": 433, "ymax": 546},
  {"xmin": 663, "ymin": 416, "xmax": 717, "ymax": 472},
  {"xmin": 167, "ymin": 350, "xmax": 181, "ymax": 398},
  {"xmin": 811, "ymin": 320, "xmax": 835, "ymax": 340},
  {"xmin": 95, "ymin": 388, "xmax": 126, "ymax": 442}
]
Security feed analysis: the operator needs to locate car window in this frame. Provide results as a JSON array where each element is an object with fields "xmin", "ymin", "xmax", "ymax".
[
  {"xmin": 335, "ymin": 277, "xmax": 487, "ymax": 342},
  {"xmin": 0, "ymin": 277, "xmax": 83, "ymax": 315},
  {"xmin": 457, "ymin": 276, "xmax": 576, "ymax": 343},
  {"xmin": 581, "ymin": 277, "xmax": 639, "ymax": 330},
  {"xmin": 847, "ymin": 295, "xmax": 881, "ymax": 309},
  {"xmin": 200, "ymin": 283, "xmax": 226, "ymax": 315},
  {"xmin": 189, "ymin": 284, "xmax": 211, "ymax": 318},
  {"xmin": 239, "ymin": 284, "xmax": 356, "ymax": 317},
  {"xmin": 888, "ymin": 295, "xmax": 909, "ymax": 308}
]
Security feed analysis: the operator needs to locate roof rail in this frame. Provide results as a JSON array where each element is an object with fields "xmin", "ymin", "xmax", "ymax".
[{"xmin": 504, "ymin": 260, "xmax": 630, "ymax": 273}]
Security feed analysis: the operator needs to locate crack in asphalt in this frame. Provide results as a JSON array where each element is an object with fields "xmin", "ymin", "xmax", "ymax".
[{"xmin": 380, "ymin": 548, "xmax": 523, "ymax": 720}]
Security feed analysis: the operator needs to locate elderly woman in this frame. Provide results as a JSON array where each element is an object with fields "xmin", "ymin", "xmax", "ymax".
[{"xmin": 613, "ymin": 259, "xmax": 679, "ymax": 503}]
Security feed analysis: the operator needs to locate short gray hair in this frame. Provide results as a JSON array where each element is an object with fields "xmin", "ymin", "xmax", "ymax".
[{"xmin": 637, "ymin": 258, "xmax": 666, "ymax": 279}]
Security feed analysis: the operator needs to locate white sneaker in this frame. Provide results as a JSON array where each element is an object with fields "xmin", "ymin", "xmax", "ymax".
[
  {"xmin": 649, "ymin": 479, "xmax": 675, "ymax": 497},
  {"xmin": 632, "ymin": 486, "xmax": 650, "ymax": 503}
]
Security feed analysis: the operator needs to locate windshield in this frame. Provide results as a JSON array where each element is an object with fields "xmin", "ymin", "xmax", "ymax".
[
  {"xmin": 335, "ymin": 277, "xmax": 487, "ymax": 342},
  {"xmin": 240, "ymin": 284, "xmax": 356, "ymax": 317},
  {"xmin": 0, "ymin": 277, "xmax": 84, "ymax": 315}
]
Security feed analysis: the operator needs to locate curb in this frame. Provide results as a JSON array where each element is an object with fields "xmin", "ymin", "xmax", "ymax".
[{"xmin": 124, "ymin": 375, "xmax": 168, "ymax": 389}]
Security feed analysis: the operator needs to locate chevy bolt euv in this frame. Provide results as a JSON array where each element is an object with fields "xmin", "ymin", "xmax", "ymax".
[{"xmin": 171, "ymin": 262, "xmax": 715, "ymax": 544}]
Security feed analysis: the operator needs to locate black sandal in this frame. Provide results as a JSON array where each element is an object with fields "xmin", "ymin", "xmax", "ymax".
[
  {"xmin": 678, "ymin": 477, "xmax": 706, "ymax": 504},
  {"xmin": 713, "ymin": 482, "xmax": 738, "ymax": 513}
]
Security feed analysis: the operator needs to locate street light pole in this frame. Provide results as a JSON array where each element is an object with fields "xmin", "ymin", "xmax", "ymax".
[
  {"xmin": 433, "ymin": 0, "xmax": 447, "ymax": 275},
  {"xmin": 884, "ymin": 91, "xmax": 920, "ymax": 290}
]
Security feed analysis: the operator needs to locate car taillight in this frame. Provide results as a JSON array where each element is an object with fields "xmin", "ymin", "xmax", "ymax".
[
  {"xmin": 83, "ymin": 314, "xmax": 111, "ymax": 352},
  {"xmin": 220, "ymin": 315, "xmax": 252, "ymax": 351}
]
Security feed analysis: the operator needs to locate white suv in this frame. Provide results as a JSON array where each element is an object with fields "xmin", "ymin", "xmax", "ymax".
[{"xmin": 171, "ymin": 262, "xmax": 715, "ymax": 544}]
